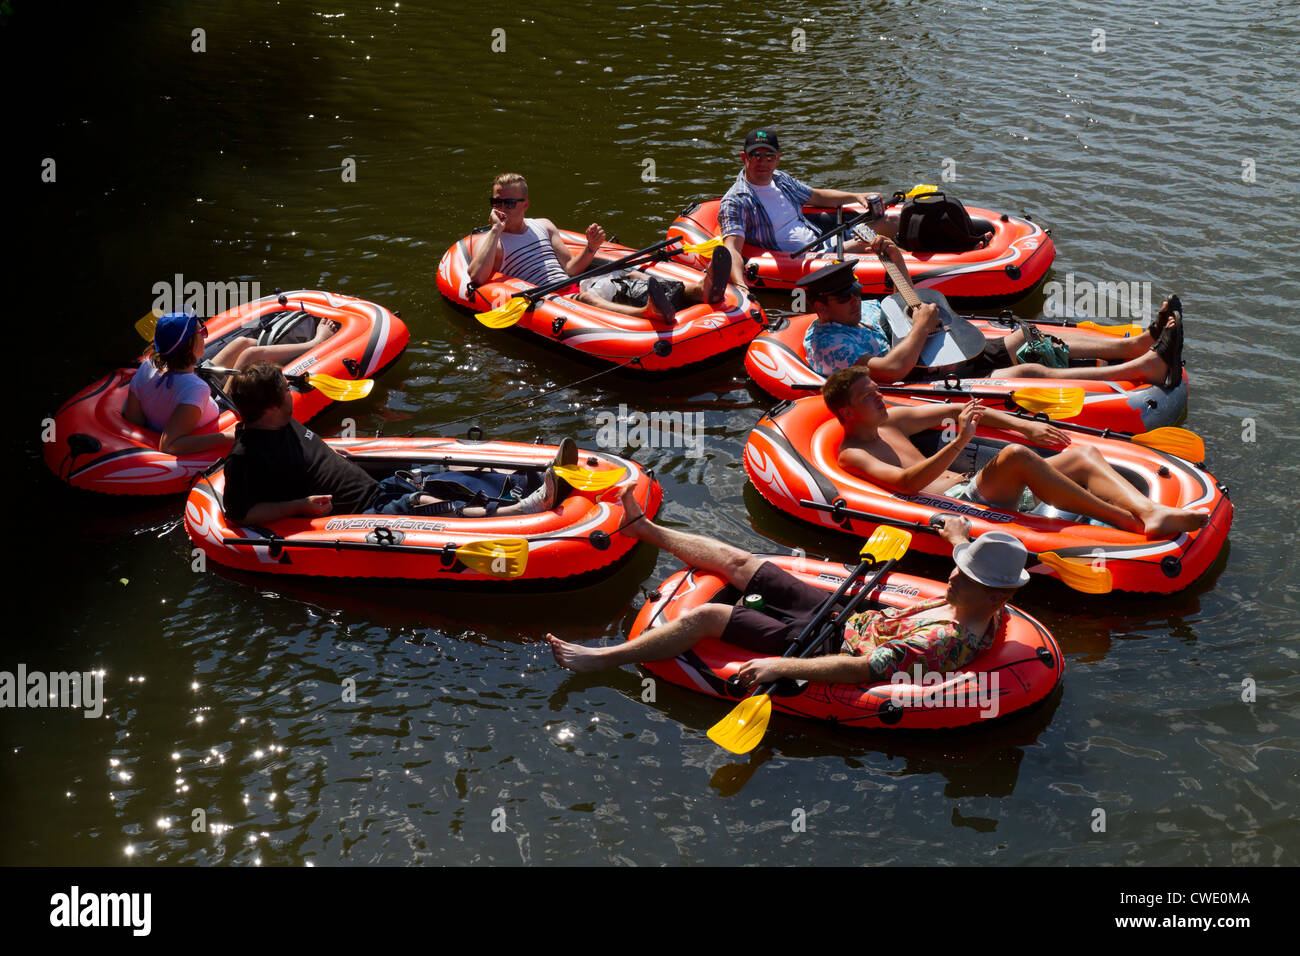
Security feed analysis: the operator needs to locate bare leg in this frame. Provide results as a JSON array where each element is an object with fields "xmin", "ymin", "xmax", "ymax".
[
  {"xmin": 1049, "ymin": 445, "xmax": 1207, "ymax": 537},
  {"xmin": 975, "ymin": 444, "xmax": 1142, "ymax": 532},
  {"xmin": 548, "ymin": 604, "xmax": 733, "ymax": 672},
  {"xmin": 617, "ymin": 484, "xmax": 764, "ymax": 590},
  {"xmin": 993, "ymin": 351, "xmax": 1169, "ymax": 384},
  {"xmin": 574, "ymin": 289, "xmax": 650, "ymax": 317}
]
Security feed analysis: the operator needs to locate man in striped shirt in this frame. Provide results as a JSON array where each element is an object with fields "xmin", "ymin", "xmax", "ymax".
[
  {"xmin": 718, "ymin": 129, "xmax": 896, "ymax": 289},
  {"xmin": 468, "ymin": 172, "xmax": 730, "ymax": 323}
]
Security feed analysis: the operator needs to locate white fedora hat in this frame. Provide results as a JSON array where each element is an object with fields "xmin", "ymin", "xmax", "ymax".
[{"xmin": 952, "ymin": 531, "xmax": 1031, "ymax": 588}]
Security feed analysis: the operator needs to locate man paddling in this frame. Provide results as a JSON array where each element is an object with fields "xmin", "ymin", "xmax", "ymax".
[
  {"xmin": 549, "ymin": 487, "xmax": 1025, "ymax": 683},
  {"xmin": 221, "ymin": 363, "xmax": 574, "ymax": 524},
  {"xmin": 824, "ymin": 366, "xmax": 1208, "ymax": 538},
  {"xmin": 467, "ymin": 172, "xmax": 731, "ymax": 324}
]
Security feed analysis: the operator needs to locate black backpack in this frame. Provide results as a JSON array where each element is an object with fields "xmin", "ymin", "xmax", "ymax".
[{"xmin": 895, "ymin": 191, "xmax": 987, "ymax": 253}]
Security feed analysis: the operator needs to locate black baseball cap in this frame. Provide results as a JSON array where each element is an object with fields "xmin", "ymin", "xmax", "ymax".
[
  {"xmin": 743, "ymin": 129, "xmax": 780, "ymax": 154},
  {"xmin": 794, "ymin": 261, "xmax": 861, "ymax": 299}
]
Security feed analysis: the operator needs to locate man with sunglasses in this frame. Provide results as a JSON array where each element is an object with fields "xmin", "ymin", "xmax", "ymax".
[
  {"xmin": 798, "ymin": 261, "xmax": 942, "ymax": 383},
  {"xmin": 718, "ymin": 129, "xmax": 898, "ymax": 290},
  {"xmin": 467, "ymin": 173, "xmax": 730, "ymax": 323}
]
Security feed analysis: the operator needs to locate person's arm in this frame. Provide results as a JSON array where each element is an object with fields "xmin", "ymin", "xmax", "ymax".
[
  {"xmin": 240, "ymin": 495, "xmax": 333, "ymax": 526},
  {"xmin": 807, "ymin": 187, "xmax": 881, "ymax": 210},
  {"xmin": 838, "ymin": 403, "xmax": 981, "ymax": 494},
  {"xmin": 736, "ymin": 652, "xmax": 878, "ymax": 687},
  {"xmin": 122, "ymin": 389, "xmax": 147, "ymax": 428},
  {"xmin": 158, "ymin": 403, "xmax": 235, "ymax": 456},
  {"xmin": 549, "ymin": 220, "xmax": 602, "ymax": 276},
  {"xmin": 467, "ymin": 209, "xmax": 506, "ymax": 285},
  {"xmin": 970, "ymin": 406, "xmax": 1071, "ymax": 447},
  {"xmin": 865, "ymin": 302, "xmax": 943, "ymax": 383}
]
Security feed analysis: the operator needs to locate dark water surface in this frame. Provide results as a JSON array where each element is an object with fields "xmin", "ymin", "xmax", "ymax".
[{"xmin": 6, "ymin": 0, "xmax": 1299, "ymax": 865}]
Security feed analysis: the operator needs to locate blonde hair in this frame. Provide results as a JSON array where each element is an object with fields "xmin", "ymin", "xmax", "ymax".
[{"xmin": 493, "ymin": 172, "xmax": 528, "ymax": 197}]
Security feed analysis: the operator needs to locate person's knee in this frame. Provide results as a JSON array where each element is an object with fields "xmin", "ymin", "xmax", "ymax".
[
  {"xmin": 681, "ymin": 605, "xmax": 731, "ymax": 638},
  {"xmin": 997, "ymin": 443, "xmax": 1035, "ymax": 466}
]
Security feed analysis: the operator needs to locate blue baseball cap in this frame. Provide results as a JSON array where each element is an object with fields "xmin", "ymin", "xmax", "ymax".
[{"xmin": 154, "ymin": 308, "xmax": 202, "ymax": 356}]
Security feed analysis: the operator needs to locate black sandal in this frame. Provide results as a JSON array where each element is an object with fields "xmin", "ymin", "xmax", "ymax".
[{"xmin": 1150, "ymin": 309, "xmax": 1184, "ymax": 390}]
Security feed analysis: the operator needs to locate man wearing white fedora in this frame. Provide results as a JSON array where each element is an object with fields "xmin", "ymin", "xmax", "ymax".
[{"xmin": 549, "ymin": 491, "xmax": 1027, "ymax": 685}]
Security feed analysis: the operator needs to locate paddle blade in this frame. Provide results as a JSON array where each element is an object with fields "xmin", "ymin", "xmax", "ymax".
[
  {"xmin": 135, "ymin": 310, "xmax": 161, "ymax": 341},
  {"xmin": 553, "ymin": 464, "xmax": 627, "ymax": 492},
  {"xmin": 303, "ymin": 373, "xmax": 373, "ymax": 401},
  {"xmin": 860, "ymin": 525, "xmax": 912, "ymax": 563},
  {"xmin": 680, "ymin": 236, "xmax": 723, "ymax": 256},
  {"xmin": 474, "ymin": 297, "xmax": 528, "ymax": 328},
  {"xmin": 905, "ymin": 184, "xmax": 940, "ymax": 198},
  {"xmin": 707, "ymin": 693, "xmax": 773, "ymax": 754},
  {"xmin": 1038, "ymin": 551, "xmax": 1113, "ymax": 594},
  {"xmin": 1132, "ymin": 427, "xmax": 1205, "ymax": 462},
  {"xmin": 457, "ymin": 538, "xmax": 529, "ymax": 578},
  {"xmin": 1077, "ymin": 321, "xmax": 1145, "ymax": 338},
  {"xmin": 1011, "ymin": 386, "xmax": 1084, "ymax": 420}
]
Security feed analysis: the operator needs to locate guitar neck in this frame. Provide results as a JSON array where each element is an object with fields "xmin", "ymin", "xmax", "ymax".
[{"xmin": 879, "ymin": 255, "xmax": 922, "ymax": 309}]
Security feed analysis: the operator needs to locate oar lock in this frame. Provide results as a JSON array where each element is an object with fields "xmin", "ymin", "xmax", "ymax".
[
  {"xmin": 1036, "ymin": 646, "xmax": 1055, "ymax": 668},
  {"xmin": 342, "ymin": 358, "xmax": 361, "ymax": 378},
  {"xmin": 551, "ymin": 315, "xmax": 567, "ymax": 337},
  {"xmin": 366, "ymin": 526, "xmax": 405, "ymax": 547}
]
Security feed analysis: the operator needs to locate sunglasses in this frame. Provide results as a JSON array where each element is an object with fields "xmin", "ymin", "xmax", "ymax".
[
  {"xmin": 489, "ymin": 197, "xmax": 524, "ymax": 208},
  {"xmin": 747, "ymin": 151, "xmax": 778, "ymax": 160},
  {"xmin": 821, "ymin": 290, "xmax": 858, "ymax": 304}
]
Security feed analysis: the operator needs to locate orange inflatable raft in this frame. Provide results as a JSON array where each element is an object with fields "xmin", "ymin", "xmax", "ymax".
[
  {"xmin": 44, "ymin": 290, "xmax": 409, "ymax": 496},
  {"xmin": 630, "ymin": 554, "xmax": 1063, "ymax": 730},
  {"xmin": 743, "ymin": 396, "xmax": 1232, "ymax": 595},
  {"xmin": 668, "ymin": 198, "xmax": 1054, "ymax": 302},
  {"xmin": 185, "ymin": 437, "xmax": 661, "ymax": 586},
  {"xmin": 745, "ymin": 311, "xmax": 1188, "ymax": 433},
  {"xmin": 436, "ymin": 230, "xmax": 767, "ymax": 373}
]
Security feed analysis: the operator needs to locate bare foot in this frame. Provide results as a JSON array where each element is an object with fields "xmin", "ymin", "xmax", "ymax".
[
  {"xmin": 547, "ymin": 633, "xmax": 608, "ymax": 673},
  {"xmin": 309, "ymin": 318, "xmax": 340, "ymax": 346},
  {"xmin": 617, "ymin": 482, "xmax": 650, "ymax": 539},
  {"xmin": 1143, "ymin": 505, "xmax": 1209, "ymax": 539}
]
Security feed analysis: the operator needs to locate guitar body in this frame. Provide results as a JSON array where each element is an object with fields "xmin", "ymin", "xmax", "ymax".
[{"xmin": 880, "ymin": 288, "xmax": 987, "ymax": 369}]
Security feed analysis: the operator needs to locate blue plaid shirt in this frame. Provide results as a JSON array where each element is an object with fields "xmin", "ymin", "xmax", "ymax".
[{"xmin": 718, "ymin": 170, "xmax": 816, "ymax": 250}]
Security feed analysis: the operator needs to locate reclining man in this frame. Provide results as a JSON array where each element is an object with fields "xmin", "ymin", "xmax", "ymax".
[
  {"xmin": 824, "ymin": 366, "xmax": 1207, "ymax": 538},
  {"xmin": 221, "ymin": 363, "xmax": 574, "ymax": 525},
  {"xmin": 467, "ymin": 172, "xmax": 731, "ymax": 324},
  {"xmin": 800, "ymin": 259, "xmax": 1185, "ymax": 391},
  {"xmin": 549, "ymin": 489, "xmax": 1026, "ymax": 685}
]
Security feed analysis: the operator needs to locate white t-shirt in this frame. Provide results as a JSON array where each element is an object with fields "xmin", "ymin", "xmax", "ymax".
[
  {"xmin": 128, "ymin": 362, "xmax": 220, "ymax": 433},
  {"xmin": 751, "ymin": 182, "xmax": 820, "ymax": 251}
]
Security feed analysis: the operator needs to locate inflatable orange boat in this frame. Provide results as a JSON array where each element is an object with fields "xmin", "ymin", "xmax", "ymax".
[
  {"xmin": 630, "ymin": 554, "xmax": 1063, "ymax": 730},
  {"xmin": 436, "ymin": 230, "xmax": 767, "ymax": 373},
  {"xmin": 185, "ymin": 437, "xmax": 660, "ymax": 586},
  {"xmin": 745, "ymin": 311, "xmax": 1188, "ymax": 433},
  {"xmin": 44, "ymin": 290, "xmax": 409, "ymax": 496},
  {"xmin": 743, "ymin": 396, "xmax": 1232, "ymax": 595},
  {"xmin": 668, "ymin": 198, "xmax": 1054, "ymax": 302}
]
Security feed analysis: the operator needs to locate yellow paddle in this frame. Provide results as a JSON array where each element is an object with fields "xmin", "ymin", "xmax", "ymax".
[
  {"xmin": 1036, "ymin": 551, "xmax": 1112, "ymax": 593},
  {"xmin": 201, "ymin": 365, "xmax": 373, "ymax": 402},
  {"xmin": 708, "ymin": 527, "xmax": 913, "ymax": 754},
  {"xmin": 456, "ymin": 538, "xmax": 529, "ymax": 578},
  {"xmin": 679, "ymin": 236, "xmax": 724, "ymax": 256},
  {"xmin": 475, "ymin": 296, "xmax": 531, "ymax": 329},
  {"xmin": 1130, "ymin": 427, "xmax": 1205, "ymax": 462},
  {"xmin": 1076, "ymin": 321, "xmax": 1146, "ymax": 338},
  {"xmin": 874, "ymin": 384, "xmax": 1085, "ymax": 420},
  {"xmin": 553, "ymin": 464, "xmax": 627, "ymax": 492},
  {"xmin": 135, "ymin": 310, "xmax": 164, "ymax": 341}
]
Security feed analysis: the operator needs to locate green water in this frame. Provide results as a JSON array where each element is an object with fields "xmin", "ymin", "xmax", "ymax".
[{"xmin": 6, "ymin": 0, "xmax": 1299, "ymax": 865}]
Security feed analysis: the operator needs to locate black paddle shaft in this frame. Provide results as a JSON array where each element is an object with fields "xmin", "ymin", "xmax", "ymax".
[
  {"xmin": 516, "ymin": 236, "xmax": 683, "ymax": 301},
  {"xmin": 791, "ymin": 211, "xmax": 873, "ymax": 257}
]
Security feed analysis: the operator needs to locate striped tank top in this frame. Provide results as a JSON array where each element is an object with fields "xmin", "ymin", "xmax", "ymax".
[{"xmin": 498, "ymin": 219, "xmax": 571, "ymax": 287}]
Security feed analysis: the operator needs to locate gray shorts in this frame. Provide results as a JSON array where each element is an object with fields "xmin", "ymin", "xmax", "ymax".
[
  {"xmin": 581, "ymin": 271, "xmax": 687, "ymax": 308},
  {"xmin": 947, "ymin": 474, "xmax": 1038, "ymax": 513}
]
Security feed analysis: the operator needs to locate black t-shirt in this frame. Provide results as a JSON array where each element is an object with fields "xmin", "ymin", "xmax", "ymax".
[{"xmin": 221, "ymin": 419, "xmax": 378, "ymax": 522}]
